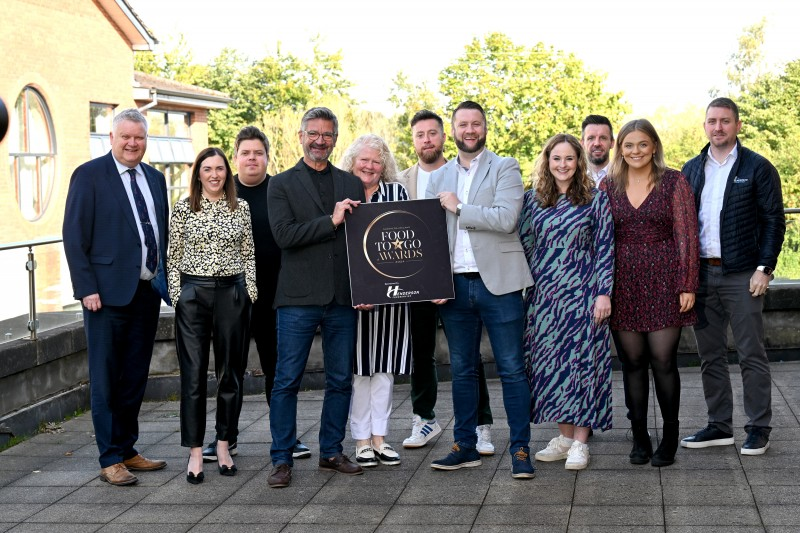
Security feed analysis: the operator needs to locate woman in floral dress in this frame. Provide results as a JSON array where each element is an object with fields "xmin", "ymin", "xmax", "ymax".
[{"xmin": 601, "ymin": 119, "xmax": 699, "ymax": 467}]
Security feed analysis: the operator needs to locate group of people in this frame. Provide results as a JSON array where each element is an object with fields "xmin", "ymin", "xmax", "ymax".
[{"xmin": 62, "ymin": 96, "xmax": 785, "ymax": 488}]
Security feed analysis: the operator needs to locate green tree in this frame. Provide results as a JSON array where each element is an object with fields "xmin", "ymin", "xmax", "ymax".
[
  {"xmin": 387, "ymin": 72, "xmax": 445, "ymax": 169},
  {"xmin": 438, "ymin": 33, "xmax": 629, "ymax": 181},
  {"xmin": 651, "ymin": 105, "xmax": 707, "ymax": 170},
  {"xmin": 134, "ymin": 34, "xmax": 206, "ymax": 84}
]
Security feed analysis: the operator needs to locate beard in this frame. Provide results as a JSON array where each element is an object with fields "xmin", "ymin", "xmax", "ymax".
[
  {"xmin": 417, "ymin": 146, "xmax": 444, "ymax": 165},
  {"xmin": 454, "ymin": 134, "xmax": 486, "ymax": 154},
  {"xmin": 589, "ymin": 153, "xmax": 609, "ymax": 167}
]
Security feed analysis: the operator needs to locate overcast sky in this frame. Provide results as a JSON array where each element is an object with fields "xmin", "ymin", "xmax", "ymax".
[{"xmin": 129, "ymin": 0, "xmax": 800, "ymax": 118}]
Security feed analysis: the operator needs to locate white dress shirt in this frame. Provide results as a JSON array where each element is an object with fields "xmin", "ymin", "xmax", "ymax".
[
  {"xmin": 452, "ymin": 149, "xmax": 485, "ymax": 274},
  {"xmin": 699, "ymin": 145, "xmax": 737, "ymax": 258},
  {"xmin": 113, "ymin": 157, "xmax": 160, "ymax": 279}
]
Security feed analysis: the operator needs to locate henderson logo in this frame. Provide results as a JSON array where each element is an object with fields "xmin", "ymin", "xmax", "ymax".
[{"xmin": 386, "ymin": 284, "xmax": 420, "ymax": 299}]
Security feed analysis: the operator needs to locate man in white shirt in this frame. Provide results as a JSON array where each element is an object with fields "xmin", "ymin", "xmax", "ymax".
[
  {"xmin": 395, "ymin": 111, "xmax": 496, "ymax": 454},
  {"xmin": 581, "ymin": 115, "xmax": 614, "ymax": 185},
  {"xmin": 426, "ymin": 101, "xmax": 534, "ymax": 478},
  {"xmin": 680, "ymin": 97, "xmax": 785, "ymax": 456}
]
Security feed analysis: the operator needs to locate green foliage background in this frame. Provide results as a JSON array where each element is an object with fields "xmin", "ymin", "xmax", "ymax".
[{"xmin": 136, "ymin": 26, "xmax": 799, "ymax": 278}]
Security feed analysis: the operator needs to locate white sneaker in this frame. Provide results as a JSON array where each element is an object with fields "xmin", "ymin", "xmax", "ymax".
[
  {"xmin": 565, "ymin": 441, "xmax": 589, "ymax": 470},
  {"xmin": 535, "ymin": 435, "xmax": 574, "ymax": 462},
  {"xmin": 402, "ymin": 415, "xmax": 442, "ymax": 448},
  {"xmin": 355, "ymin": 444, "xmax": 378, "ymax": 467},
  {"xmin": 476, "ymin": 424, "xmax": 495, "ymax": 456}
]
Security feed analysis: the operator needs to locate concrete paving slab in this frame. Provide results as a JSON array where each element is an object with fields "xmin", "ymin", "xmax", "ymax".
[{"xmin": 1, "ymin": 363, "xmax": 799, "ymax": 530}]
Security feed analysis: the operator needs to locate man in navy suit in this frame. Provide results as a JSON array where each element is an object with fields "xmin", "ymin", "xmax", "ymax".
[{"xmin": 63, "ymin": 108, "xmax": 169, "ymax": 486}]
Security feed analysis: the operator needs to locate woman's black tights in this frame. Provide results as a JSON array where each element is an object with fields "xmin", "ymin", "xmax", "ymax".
[{"xmin": 612, "ymin": 328, "xmax": 681, "ymax": 424}]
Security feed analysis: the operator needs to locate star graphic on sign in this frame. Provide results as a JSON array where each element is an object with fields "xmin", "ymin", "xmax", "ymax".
[{"xmin": 392, "ymin": 239, "xmax": 403, "ymax": 250}]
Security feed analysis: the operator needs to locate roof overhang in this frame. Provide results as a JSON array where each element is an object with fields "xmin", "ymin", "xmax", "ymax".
[{"xmin": 96, "ymin": 0, "xmax": 158, "ymax": 51}]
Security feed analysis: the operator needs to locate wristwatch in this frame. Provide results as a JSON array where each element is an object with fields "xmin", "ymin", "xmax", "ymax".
[
  {"xmin": 456, "ymin": 203, "xmax": 463, "ymax": 217},
  {"xmin": 757, "ymin": 265, "xmax": 774, "ymax": 276}
]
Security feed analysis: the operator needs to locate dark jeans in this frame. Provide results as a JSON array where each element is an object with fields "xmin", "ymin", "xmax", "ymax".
[
  {"xmin": 409, "ymin": 300, "xmax": 493, "ymax": 424},
  {"xmin": 438, "ymin": 275, "xmax": 530, "ymax": 451},
  {"xmin": 270, "ymin": 303, "xmax": 357, "ymax": 466},
  {"xmin": 84, "ymin": 280, "xmax": 160, "ymax": 467},
  {"xmin": 175, "ymin": 273, "xmax": 251, "ymax": 447}
]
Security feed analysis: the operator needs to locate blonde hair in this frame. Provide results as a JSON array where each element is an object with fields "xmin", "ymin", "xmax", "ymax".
[{"xmin": 608, "ymin": 119, "xmax": 666, "ymax": 195}]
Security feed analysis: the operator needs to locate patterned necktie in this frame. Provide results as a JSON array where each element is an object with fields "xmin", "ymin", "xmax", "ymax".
[{"xmin": 127, "ymin": 168, "xmax": 158, "ymax": 274}]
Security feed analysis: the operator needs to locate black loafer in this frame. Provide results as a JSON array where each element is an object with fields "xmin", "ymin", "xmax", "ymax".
[{"xmin": 186, "ymin": 471, "xmax": 204, "ymax": 484}]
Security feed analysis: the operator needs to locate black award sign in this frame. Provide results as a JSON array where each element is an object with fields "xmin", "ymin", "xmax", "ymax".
[{"xmin": 345, "ymin": 198, "xmax": 454, "ymax": 305}]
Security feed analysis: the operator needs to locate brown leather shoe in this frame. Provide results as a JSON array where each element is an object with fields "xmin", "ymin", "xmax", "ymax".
[
  {"xmin": 268, "ymin": 464, "xmax": 292, "ymax": 488},
  {"xmin": 99, "ymin": 463, "xmax": 138, "ymax": 486},
  {"xmin": 319, "ymin": 453, "xmax": 364, "ymax": 475},
  {"xmin": 123, "ymin": 454, "xmax": 167, "ymax": 471}
]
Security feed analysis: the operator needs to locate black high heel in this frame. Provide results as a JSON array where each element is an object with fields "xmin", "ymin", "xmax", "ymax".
[
  {"xmin": 218, "ymin": 463, "xmax": 237, "ymax": 476},
  {"xmin": 187, "ymin": 457, "xmax": 204, "ymax": 484}
]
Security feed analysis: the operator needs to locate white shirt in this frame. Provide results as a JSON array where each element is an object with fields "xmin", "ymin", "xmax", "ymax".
[
  {"xmin": 591, "ymin": 164, "xmax": 609, "ymax": 186},
  {"xmin": 416, "ymin": 167, "xmax": 432, "ymax": 200},
  {"xmin": 699, "ymin": 145, "xmax": 738, "ymax": 258},
  {"xmin": 113, "ymin": 157, "xmax": 160, "ymax": 279},
  {"xmin": 452, "ymin": 149, "xmax": 484, "ymax": 274}
]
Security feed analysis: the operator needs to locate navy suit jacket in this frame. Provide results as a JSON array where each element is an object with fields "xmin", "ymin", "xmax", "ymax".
[{"xmin": 63, "ymin": 151, "xmax": 169, "ymax": 307}]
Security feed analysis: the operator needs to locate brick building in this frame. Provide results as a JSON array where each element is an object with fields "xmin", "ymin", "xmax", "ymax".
[{"xmin": 0, "ymin": 0, "xmax": 229, "ymax": 327}]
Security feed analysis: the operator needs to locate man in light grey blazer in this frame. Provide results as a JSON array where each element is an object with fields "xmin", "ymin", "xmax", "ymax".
[
  {"xmin": 426, "ymin": 101, "xmax": 535, "ymax": 479},
  {"xmin": 396, "ymin": 110, "xmax": 496, "ymax": 454}
]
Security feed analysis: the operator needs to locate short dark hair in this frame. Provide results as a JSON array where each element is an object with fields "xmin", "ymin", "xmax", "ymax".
[
  {"xmin": 707, "ymin": 97, "xmax": 740, "ymax": 122},
  {"xmin": 234, "ymin": 126, "xmax": 270, "ymax": 155},
  {"xmin": 410, "ymin": 110, "xmax": 444, "ymax": 131},
  {"xmin": 301, "ymin": 107, "xmax": 338, "ymax": 135},
  {"xmin": 581, "ymin": 115, "xmax": 614, "ymax": 139},
  {"xmin": 451, "ymin": 100, "xmax": 486, "ymax": 125}
]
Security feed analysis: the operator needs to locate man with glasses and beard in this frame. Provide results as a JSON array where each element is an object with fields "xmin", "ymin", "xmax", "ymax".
[
  {"xmin": 266, "ymin": 107, "xmax": 366, "ymax": 488},
  {"xmin": 426, "ymin": 101, "xmax": 535, "ymax": 479},
  {"xmin": 396, "ymin": 110, "xmax": 496, "ymax": 455}
]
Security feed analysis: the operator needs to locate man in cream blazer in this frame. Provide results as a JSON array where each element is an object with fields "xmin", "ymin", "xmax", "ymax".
[{"xmin": 426, "ymin": 101, "xmax": 534, "ymax": 479}]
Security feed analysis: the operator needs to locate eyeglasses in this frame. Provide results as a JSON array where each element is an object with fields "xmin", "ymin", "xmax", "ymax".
[{"xmin": 303, "ymin": 130, "xmax": 337, "ymax": 142}]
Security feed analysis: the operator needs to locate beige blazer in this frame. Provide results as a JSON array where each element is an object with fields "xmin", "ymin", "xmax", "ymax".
[
  {"xmin": 425, "ymin": 149, "xmax": 532, "ymax": 296},
  {"xmin": 396, "ymin": 158, "xmax": 448, "ymax": 200}
]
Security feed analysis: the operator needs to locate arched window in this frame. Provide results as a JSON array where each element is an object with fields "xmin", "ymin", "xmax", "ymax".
[{"xmin": 8, "ymin": 87, "xmax": 56, "ymax": 221}]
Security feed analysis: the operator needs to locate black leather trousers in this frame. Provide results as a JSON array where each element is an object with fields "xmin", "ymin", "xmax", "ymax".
[{"xmin": 175, "ymin": 273, "xmax": 251, "ymax": 447}]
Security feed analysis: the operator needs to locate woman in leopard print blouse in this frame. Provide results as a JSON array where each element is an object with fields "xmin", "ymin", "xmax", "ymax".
[{"xmin": 167, "ymin": 147, "xmax": 257, "ymax": 484}]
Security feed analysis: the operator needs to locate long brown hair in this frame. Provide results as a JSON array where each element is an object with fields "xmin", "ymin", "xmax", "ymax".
[
  {"xmin": 608, "ymin": 119, "xmax": 666, "ymax": 195},
  {"xmin": 533, "ymin": 134, "xmax": 593, "ymax": 208},
  {"xmin": 189, "ymin": 147, "xmax": 238, "ymax": 212}
]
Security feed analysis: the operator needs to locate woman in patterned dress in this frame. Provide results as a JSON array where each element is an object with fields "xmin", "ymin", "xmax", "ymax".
[
  {"xmin": 519, "ymin": 134, "xmax": 614, "ymax": 470},
  {"xmin": 601, "ymin": 119, "xmax": 699, "ymax": 467},
  {"xmin": 167, "ymin": 147, "xmax": 257, "ymax": 483},
  {"xmin": 339, "ymin": 134, "xmax": 412, "ymax": 467}
]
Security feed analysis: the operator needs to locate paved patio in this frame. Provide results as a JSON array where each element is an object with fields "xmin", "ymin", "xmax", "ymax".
[{"xmin": 1, "ymin": 362, "xmax": 799, "ymax": 532}]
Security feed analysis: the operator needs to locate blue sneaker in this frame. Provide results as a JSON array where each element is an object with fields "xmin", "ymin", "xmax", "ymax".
[
  {"xmin": 431, "ymin": 443, "xmax": 481, "ymax": 470},
  {"xmin": 201, "ymin": 440, "xmax": 237, "ymax": 463},
  {"xmin": 511, "ymin": 447, "xmax": 536, "ymax": 479}
]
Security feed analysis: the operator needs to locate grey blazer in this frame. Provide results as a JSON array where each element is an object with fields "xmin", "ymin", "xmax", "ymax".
[
  {"xmin": 267, "ymin": 159, "xmax": 366, "ymax": 308},
  {"xmin": 426, "ymin": 149, "xmax": 533, "ymax": 296}
]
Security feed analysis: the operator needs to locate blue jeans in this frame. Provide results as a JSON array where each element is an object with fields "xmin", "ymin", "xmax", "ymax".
[
  {"xmin": 438, "ymin": 274, "xmax": 531, "ymax": 451},
  {"xmin": 270, "ymin": 303, "xmax": 357, "ymax": 465}
]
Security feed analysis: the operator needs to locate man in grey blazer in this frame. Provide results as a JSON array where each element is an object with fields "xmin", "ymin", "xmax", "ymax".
[
  {"xmin": 426, "ymin": 101, "xmax": 535, "ymax": 478},
  {"xmin": 396, "ymin": 110, "xmax": 495, "ymax": 454},
  {"xmin": 266, "ymin": 107, "xmax": 367, "ymax": 488}
]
